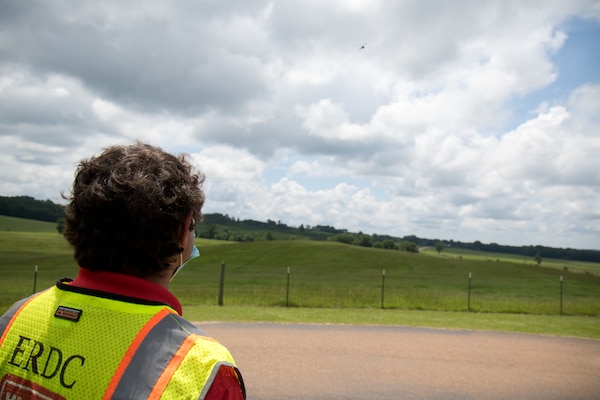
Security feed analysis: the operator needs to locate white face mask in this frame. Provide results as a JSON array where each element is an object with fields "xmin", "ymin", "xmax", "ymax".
[{"xmin": 171, "ymin": 245, "xmax": 200, "ymax": 281}]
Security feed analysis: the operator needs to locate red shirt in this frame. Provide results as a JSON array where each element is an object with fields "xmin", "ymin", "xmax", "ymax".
[{"xmin": 70, "ymin": 268, "xmax": 245, "ymax": 400}]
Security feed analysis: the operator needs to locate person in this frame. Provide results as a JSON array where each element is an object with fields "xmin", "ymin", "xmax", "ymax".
[{"xmin": 0, "ymin": 142, "xmax": 246, "ymax": 399}]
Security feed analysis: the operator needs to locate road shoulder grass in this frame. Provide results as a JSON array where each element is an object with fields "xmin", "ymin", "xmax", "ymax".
[{"xmin": 184, "ymin": 305, "xmax": 600, "ymax": 339}]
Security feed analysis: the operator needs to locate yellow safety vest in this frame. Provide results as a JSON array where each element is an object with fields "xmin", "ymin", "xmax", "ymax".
[{"xmin": 0, "ymin": 284, "xmax": 240, "ymax": 399}]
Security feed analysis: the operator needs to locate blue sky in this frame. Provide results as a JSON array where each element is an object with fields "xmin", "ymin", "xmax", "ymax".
[
  {"xmin": 508, "ymin": 16, "xmax": 600, "ymax": 131},
  {"xmin": 0, "ymin": 1, "xmax": 599, "ymax": 249}
]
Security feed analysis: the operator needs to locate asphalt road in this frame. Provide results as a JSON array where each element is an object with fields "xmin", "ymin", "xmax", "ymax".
[{"xmin": 199, "ymin": 322, "xmax": 600, "ymax": 400}]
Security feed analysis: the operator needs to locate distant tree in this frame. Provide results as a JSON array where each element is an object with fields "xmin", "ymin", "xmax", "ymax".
[
  {"xmin": 354, "ymin": 234, "xmax": 373, "ymax": 248},
  {"xmin": 315, "ymin": 224, "xmax": 346, "ymax": 234},
  {"xmin": 0, "ymin": 195, "xmax": 64, "ymax": 222},
  {"xmin": 400, "ymin": 241, "xmax": 419, "ymax": 253},
  {"xmin": 206, "ymin": 224, "xmax": 218, "ymax": 238},
  {"xmin": 534, "ymin": 251, "xmax": 542, "ymax": 266},
  {"xmin": 202, "ymin": 213, "xmax": 234, "ymax": 224},
  {"xmin": 435, "ymin": 241, "xmax": 445, "ymax": 255},
  {"xmin": 382, "ymin": 240, "xmax": 396, "ymax": 250},
  {"xmin": 56, "ymin": 217, "xmax": 65, "ymax": 234},
  {"xmin": 331, "ymin": 233, "xmax": 354, "ymax": 244},
  {"xmin": 266, "ymin": 232, "xmax": 274, "ymax": 241},
  {"xmin": 242, "ymin": 234, "xmax": 255, "ymax": 242}
]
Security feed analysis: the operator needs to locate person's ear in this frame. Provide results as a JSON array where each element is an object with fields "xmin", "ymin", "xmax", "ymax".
[{"xmin": 179, "ymin": 213, "xmax": 193, "ymax": 247}]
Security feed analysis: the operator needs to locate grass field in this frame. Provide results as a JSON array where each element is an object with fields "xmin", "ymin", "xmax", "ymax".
[
  {"xmin": 1, "ymin": 215, "xmax": 599, "ymax": 338},
  {"xmin": 420, "ymin": 246, "xmax": 600, "ymax": 275},
  {"xmin": 177, "ymin": 240, "xmax": 600, "ymax": 315},
  {"xmin": 0, "ymin": 215, "xmax": 60, "ymax": 232},
  {"xmin": 182, "ymin": 305, "xmax": 600, "ymax": 339}
]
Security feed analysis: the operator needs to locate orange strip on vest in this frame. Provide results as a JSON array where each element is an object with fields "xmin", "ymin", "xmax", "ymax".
[
  {"xmin": 0, "ymin": 291, "xmax": 45, "ymax": 346},
  {"xmin": 147, "ymin": 333, "xmax": 199, "ymax": 400},
  {"xmin": 103, "ymin": 308, "xmax": 175, "ymax": 400}
]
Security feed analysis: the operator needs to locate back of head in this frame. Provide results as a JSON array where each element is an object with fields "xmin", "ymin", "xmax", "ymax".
[{"xmin": 63, "ymin": 142, "xmax": 204, "ymax": 278}]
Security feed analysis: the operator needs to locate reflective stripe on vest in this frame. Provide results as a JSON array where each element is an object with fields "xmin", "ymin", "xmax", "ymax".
[
  {"xmin": 106, "ymin": 311, "xmax": 235, "ymax": 399},
  {"xmin": 0, "ymin": 286, "xmax": 237, "ymax": 399}
]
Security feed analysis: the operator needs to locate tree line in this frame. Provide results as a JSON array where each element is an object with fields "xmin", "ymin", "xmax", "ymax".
[
  {"xmin": 2, "ymin": 196, "xmax": 599, "ymax": 262},
  {"xmin": 199, "ymin": 213, "xmax": 600, "ymax": 262},
  {"xmin": 0, "ymin": 195, "xmax": 64, "ymax": 223}
]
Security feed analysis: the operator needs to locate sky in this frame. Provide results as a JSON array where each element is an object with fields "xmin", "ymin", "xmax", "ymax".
[{"xmin": 1, "ymin": 1, "xmax": 599, "ymax": 250}]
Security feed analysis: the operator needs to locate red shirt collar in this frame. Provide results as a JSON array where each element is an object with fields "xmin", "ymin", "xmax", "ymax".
[{"xmin": 70, "ymin": 267, "xmax": 183, "ymax": 315}]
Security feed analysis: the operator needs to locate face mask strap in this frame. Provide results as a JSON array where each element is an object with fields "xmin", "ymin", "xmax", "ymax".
[
  {"xmin": 170, "ymin": 251, "xmax": 183, "ymax": 281},
  {"xmin": 171, "ymin": 246, "xmax": 200, "ymax": 281}
]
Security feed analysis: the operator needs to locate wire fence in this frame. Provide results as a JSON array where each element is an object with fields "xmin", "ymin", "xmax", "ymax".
[
  {"xmin": 12, "ymin": 262, "xmax": 600, "ymax": 317},
  {"xmin": 202, "ymin": 266, "xmax": 600, "ymax": 316}
]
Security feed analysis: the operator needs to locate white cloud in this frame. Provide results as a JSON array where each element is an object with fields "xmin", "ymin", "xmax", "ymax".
[
  {"xmin": 0, "ymin": 1, "xmax": 599, "ymax": 249},
  {"xmin": 297, "ymin": 99, "xmax": 370, "ymax": 141}
]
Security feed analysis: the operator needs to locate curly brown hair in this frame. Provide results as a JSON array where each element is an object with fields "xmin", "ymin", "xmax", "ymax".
[{"xmin": 62, "ymin": 142, "xmax": 205, "ymax": 278}]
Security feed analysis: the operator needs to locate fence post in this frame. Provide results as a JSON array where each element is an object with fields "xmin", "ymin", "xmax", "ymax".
[
  {"xmin": 559, "ymin": 275, "xmax": 564, "ymax": 315},
  {"xmin": 467, "ymin": 272, "xmax": 472, "ymax": 312},
  {"xmin": 218, "ymin": 260, "xmax": 225, "ymax": 306},
  {"xmin": 381, "ymin": 269, "xmax": 386, "ymax": 309},
  {"xmin": 33, "ymin": 265, "xmax": 38, "ymax": 294},
  {"xmin": 286, "ymin": 266, "xmax": 291, "ymax": 307}
]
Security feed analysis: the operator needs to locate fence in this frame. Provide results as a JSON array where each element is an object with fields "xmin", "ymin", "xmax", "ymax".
[{"xmin": 182, "ymin": 264, "xmax": 600, "ymax": 316}]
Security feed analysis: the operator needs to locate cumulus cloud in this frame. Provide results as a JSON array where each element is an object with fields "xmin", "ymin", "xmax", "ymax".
[{"xmin": 0, "ymin": 0, "xmax": 599, "ymax": 249}]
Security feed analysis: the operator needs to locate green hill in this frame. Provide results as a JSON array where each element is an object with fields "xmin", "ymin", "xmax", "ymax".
[
  {"xmin": 1, "ymin": 215, "xmax": 599, "ymax": 318},
  {"xmin": 419, "ymin": 246, "xmax": 600, "ymax": 276},
  {"xmin": 171, "ymin": 240, "xmax": 599, "ymax": 315},
  {"xmin": 199, "ymin": 213, "xmax": 600, "ymax": 262},
  {"xmin": 0, "ymin": 215, "xmax": 57, "ymax": 232},
  {"xmin": 2, "ymin": 195, "xmax": 600, "ymax": 262}
]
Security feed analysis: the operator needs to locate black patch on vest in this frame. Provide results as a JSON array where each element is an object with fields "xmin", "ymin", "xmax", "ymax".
[{"xmin": 54, "ymin": 306, "xmax": 82, "ymax": 322}]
